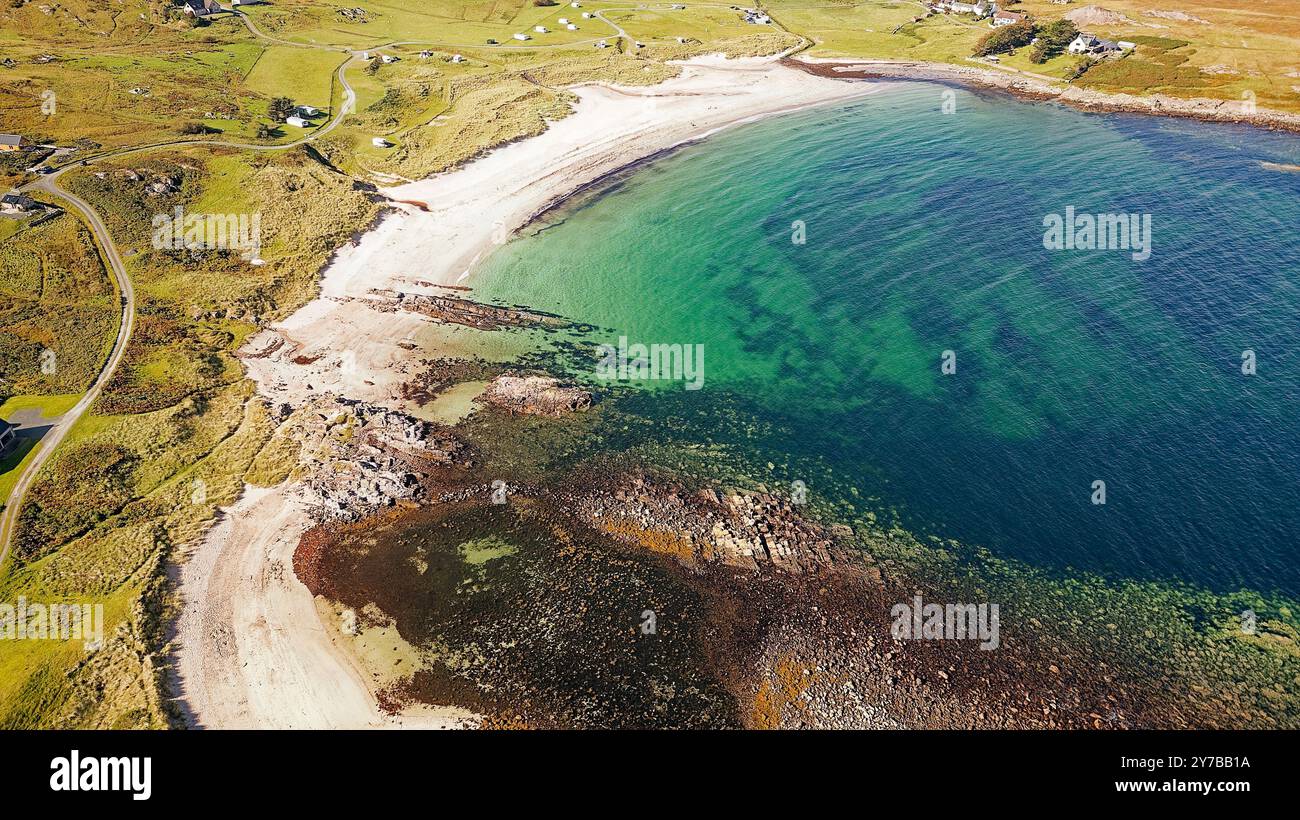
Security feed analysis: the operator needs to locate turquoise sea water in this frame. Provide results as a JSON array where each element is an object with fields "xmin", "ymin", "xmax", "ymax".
[{"xmin": 473, "ymin": 83, "xmax": 1300, "ymax": 597}]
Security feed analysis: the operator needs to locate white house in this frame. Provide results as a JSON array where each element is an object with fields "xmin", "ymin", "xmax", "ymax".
[
  {"xmin": 380, "ymin": 54, "xmax": 397, "ymax": 63},
  {"xmin": 183, "ymin": 0, "xmax": 221, "ymax": 17},
  {"xmin": 372, "ymin": 137, "xmax": 391, "ymax": 148},
  {"xmin": 594, "ymin": 39, "xmax": 609, "ymax": 48},
  {"xmin": 991, "ymin": 9, "xmax": 1025, "ymax": 27},
  {"xmin": 571, "ymin": 1, "xmax": 581, "ymax": 6},
  {"xmin": 566, "ymin": 23, "xmax": 578, "ymax": 30},
  {"xmin": 451, "ymin": 54, "xmax": 464, "ymax": 63},
  {"xmin": 581, "ymin": 11, "xmax": 592, "ymax": 18},
  {"xmin": 940, "ymin": 0, "xmax": 990, "ymax": 16},
  {"xmin": 1068, "ymin": 32, "xmax": 1120, "ymax": 55},
  {"xmin": 534, "ymin": 25, "xmax": 548, "ymax": 33},
  {"xmin": 558, "ymin": 17, "xmax": 569, "ymax": 24},
  {"xmin": 513, "ymin": 33, "xmax": 531, "ymax": 41},
  {"xmin": 285, "ymin": 115, "xmax": 309, "ymax": 127}
]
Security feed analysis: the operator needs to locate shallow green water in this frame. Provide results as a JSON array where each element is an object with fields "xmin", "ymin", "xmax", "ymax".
[{"xmin": 473, "ymin": 83, "xmax": 1300, "ymax": 596}]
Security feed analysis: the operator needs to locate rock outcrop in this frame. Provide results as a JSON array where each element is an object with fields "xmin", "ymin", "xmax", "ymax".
[
  {"xmin": 284, "ymin": 396, "xmax": 463, "ymax": 521},
  {"xmin": 479, "ymin": 374, "xmax": 592, "ymax": 416}
]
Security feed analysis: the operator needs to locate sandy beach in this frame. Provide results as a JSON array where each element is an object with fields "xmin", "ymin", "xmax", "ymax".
[{"xmin": 171, "ymin": 55, "xmax": 882, "ymax": 729}]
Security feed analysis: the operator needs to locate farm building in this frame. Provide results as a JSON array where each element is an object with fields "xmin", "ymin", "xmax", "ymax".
[
  {"xmin": 285, "ymin": 115, "xmax": 309, "ymax": 127},
  {"xmin": 0, "ymin": 192, "xmax": 40, "ymax": 214},
  {"xmin": 0, "ymin": 134, "xmax": 21, "ymax": 152},
  {"xmin": 0, "ymin": 419, "xmax": 15, "ymax": 454}
]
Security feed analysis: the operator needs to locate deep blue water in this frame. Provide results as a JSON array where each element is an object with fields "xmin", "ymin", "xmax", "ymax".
[{"xmin": 475, "ymin": 83, "xmax": 1300, "ymax": 596}]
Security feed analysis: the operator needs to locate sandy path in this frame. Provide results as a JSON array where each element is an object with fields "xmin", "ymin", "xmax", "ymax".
[{"xmin": 173, "ymin": 55, "xmax": 882, "ymax": 729}]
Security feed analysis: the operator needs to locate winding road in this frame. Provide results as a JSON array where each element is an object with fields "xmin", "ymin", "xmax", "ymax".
[
  {"xmin": 0, "ymin": 28, "xmax": 358, "ymax": 568},
  {"xmin": 0, "ymin": 2, "xmax": 770, "ymax": 565}
]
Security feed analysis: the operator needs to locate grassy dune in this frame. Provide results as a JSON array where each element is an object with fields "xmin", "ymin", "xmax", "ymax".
[{"xmin": 0, "ymin": 214, "xmax": 118, "ymax": 401}]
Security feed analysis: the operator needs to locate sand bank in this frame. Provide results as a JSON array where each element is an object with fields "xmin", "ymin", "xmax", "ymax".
[{"xmin": 171, "ymin": 55, "xmax": 883, "ymax": 729}]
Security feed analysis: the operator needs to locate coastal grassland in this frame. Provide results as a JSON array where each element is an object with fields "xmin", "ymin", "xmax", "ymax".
[
  {"xmin": 364, "ymin": 61, "xmax": 580, "ymax": 178},
  {"xmin": 0, "ymin": 143, "xmax": 378, "ymax": 727},
  {"xmin": 770, "ymin": 0, "xmax": 1300, "ymax": 111},
  {"xmin": 233, "ymin": 0, "xmax": 522, "ymax": 47},
  {"xmin": 0, "ymin": 212, "xmax": 118, "ymax": 401},
  {"xmin": 242, "ymin": 45, "xmax": 347, "ymax": 116},
  {"xmin": 62, "ymin": 145, "xmax": 379, "ymax": 324},
  {"xmin": 0, "ymin": 380, "xmax": 277, "ymax": 728},
  {"xmin": 57, "ymin": 146, "xmax": 377, "ymax": 414},
  {"xmin": 0, "ymin": 395, "xmax": 80, "ymax": 505},
  {"xmin": 0, "ymin": 11, "xmax": 270, "ymax": 149},
  {"xmin": 357, "ymin": 34, "xmax": 794, "ymax": 181}
]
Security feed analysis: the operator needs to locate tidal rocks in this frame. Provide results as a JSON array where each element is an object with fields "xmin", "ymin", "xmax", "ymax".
[
  {"xmin": 570, "ymin": 473, "xmax": 854, "ymax": 574},
  {"xmin": 283, "ymin": 396, "xmax": 464, "ymax": 521},
  {"xmin": 479, "ymin": 374, "xmax": 592, "ymax": 416},
  {"xmin": 367, "ymin": 289, "xmax": 565, "ymax": 331}
]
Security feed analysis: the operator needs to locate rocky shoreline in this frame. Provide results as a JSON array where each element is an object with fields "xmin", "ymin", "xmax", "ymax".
[
  {"xmin": 787, "ymin": 57, "xmax": 1300, "ymax": 135},
  {"xmin": 291, "ymin": 417, "xmax": 1242, "ymax": 729}
]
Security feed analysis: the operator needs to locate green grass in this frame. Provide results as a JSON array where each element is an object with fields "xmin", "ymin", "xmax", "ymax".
[
  {"xmin": 244, "ymin": 46, "xmax": 347, "ymax": 114},
  {"xmin": 0, "ymin": 436, "xmax": 40, "ymax": 508},
  {"xmin": 0, "ymin": 395, "xmax": 80, "ymax": 420},
  {"xmin": 0, "ymin": 214, "xmax": 118, "ymax": 399}
]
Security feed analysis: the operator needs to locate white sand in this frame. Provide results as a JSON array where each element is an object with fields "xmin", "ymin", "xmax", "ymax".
[{"xmin": 173, "ymin": 55, "xmax": 881, "ymax": 729}]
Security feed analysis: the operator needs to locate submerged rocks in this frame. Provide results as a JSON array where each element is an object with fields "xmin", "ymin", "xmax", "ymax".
[
  {"xmin": 367, "ymin": 289, "xmax": 566, "ymax": 331},
  {"xmin": 479, "ymin": 374, "xmax": 592, "ymax": 416},
  {"xmin": 571, "ymin": 473, "xmax": 855, "ymax": 574}
]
